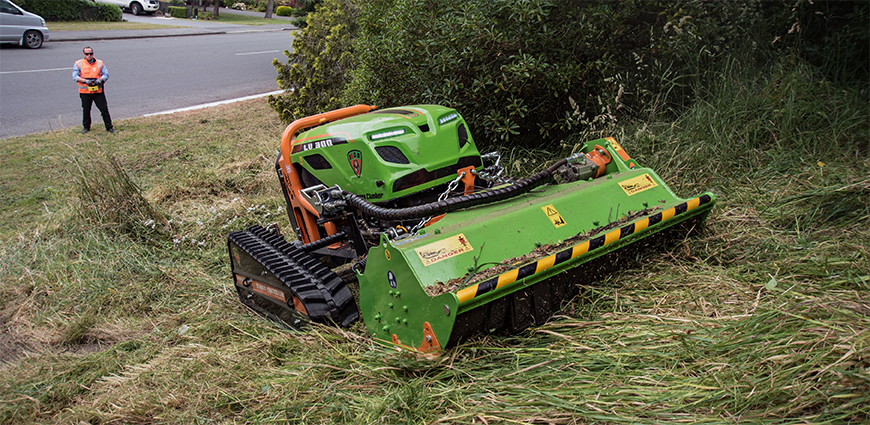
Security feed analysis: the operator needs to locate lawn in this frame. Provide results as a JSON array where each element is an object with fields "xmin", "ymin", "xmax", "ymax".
[{"xmin": 0, "ymin": 57, "xmax": 867, "ymax": 423}]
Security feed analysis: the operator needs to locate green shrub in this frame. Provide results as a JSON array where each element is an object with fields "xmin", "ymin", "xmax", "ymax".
[
  {"xmin": 290, "ymin": 14, "xmax": 306, "ymax": 27},
  {"xmin": 168, "ymin": 5, "xmax": 187, "ymax": 18},
  {"xmin": 342, "ymin": 0, "xmax": 782, "ymax": 149},
  {"xmin": 273, "ymin": 0, "xmax": 869, "ymax": 150},
  {"xmin": 17, "ymin": 0, "xmax": 122, "ymax": 22},
  {"xmin": 275, "ymin": 5, "xmax": 292, "ymax": 16},
  {"xmin": 97, "ymin": 1, "xmax": 122, "ymax": 21},
  {"xmin": 269, "ymin": 0, "xmax": 358, "ymax": 122}
]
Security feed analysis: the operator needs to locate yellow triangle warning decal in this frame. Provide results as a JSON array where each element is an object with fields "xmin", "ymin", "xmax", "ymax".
[{"xmin": 541, "ymin": 204, "xmax": 567, "ymax": 228}]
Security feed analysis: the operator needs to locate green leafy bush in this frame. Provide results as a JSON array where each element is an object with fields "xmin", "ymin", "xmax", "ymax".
[
  {"xmin": 17, "ymin": 0, "xmax": 122, "ymax": 22},
  {"xmin": 168, "ymin": 5, "xmax": 187, "ymax": 18},
  {"xmin": 97, "ymin": 1, "xmax": 122, "ymax": 21},
  {"xmin": 275, "ymin": 5, "xmax": 292, "ymax": 16},
  {"xmin": 269, "ymin": 0, "xmax": 358, "ymax": 122},
  {"xmin": 273, "ymin": 0, "xmax": 869, "ymax": 150},
  {"xmin": 343, "ymin": 0, "xmax": 786, "ymax": 148}
]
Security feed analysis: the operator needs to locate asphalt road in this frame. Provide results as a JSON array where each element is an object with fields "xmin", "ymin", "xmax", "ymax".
[{"xmin": 0, "ymin": 28, "xmax": 293, "ymax": 139}]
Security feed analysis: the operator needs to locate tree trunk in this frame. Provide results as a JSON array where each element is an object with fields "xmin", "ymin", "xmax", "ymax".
[
  {"xmin": 265, "ymin": 0, "xmax": 274, "ymax": 19},
  {"xmin": 212, "ymin": 0, "xmax": 219, "ymax": 18}
]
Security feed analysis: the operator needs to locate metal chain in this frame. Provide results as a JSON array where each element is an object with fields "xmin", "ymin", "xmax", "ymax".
[
  {"xmin": 408, "ymin": 171, "xmax": 466, "ymax": 236},
  {"xmin": 475, "ymin": 152, "xmax": 514, "ymax": 185}
]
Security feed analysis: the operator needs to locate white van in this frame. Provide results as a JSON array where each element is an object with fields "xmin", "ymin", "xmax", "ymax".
[
  {"xmin": 0, "ymin": 0, "xmax": 49, "ymax": 49},
  {"xmin": 93, "ymin": 0, "xmax": 159, "ymax": 16}
]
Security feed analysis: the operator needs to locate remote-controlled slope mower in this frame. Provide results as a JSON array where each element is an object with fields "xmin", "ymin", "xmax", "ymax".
[{"xmin": 228, "ymin": 104, "xmax": 715, "ymax": 353}]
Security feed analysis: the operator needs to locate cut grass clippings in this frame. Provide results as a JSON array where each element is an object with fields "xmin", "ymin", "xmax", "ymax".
[{"xmin": 0, "ymin": 57, "xmax": 868, "ymax": 424}]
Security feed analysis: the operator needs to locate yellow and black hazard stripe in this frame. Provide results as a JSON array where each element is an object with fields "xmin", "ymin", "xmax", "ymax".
[{"xmin": 456, "ymin": 194, "xmax": 713, "ymax": 304}]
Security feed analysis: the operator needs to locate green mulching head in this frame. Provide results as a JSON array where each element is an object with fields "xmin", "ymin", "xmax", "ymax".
[{"xmin": 356, "ymin": 138, "xmax": 716, "ymax": 353}]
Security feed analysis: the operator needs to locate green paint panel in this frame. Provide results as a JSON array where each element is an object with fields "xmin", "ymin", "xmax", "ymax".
[
  {"xmin": 358, "ymin": 234, "xmax": 458, "ymax": 351},
  {"xmin": 356, "ymin": 139, "xmax": 716, "ymax": 350}
]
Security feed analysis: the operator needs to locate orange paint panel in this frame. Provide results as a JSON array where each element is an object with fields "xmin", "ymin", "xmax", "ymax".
[
  {"xmin": 293, "ymin": 297, "xmax": 308, "ymax": 315},
  {"xmin": 252, "ymin": 281, "xmax": 286, "ymax": 303},
  {"xmin": 292, "ymin": 131, "xmax": 355, "ymax": 146},
  {"xmin": 606, "ymin": 137, "xmax": 632, "ymax": 162}
]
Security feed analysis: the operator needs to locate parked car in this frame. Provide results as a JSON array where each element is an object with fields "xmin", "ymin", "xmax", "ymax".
[
  {"xmin": 0, "ymin": 0, "xmax": 49, "ymax": 49},
  {"xmin": 93, "ymin": 0, "xmax": 159, "ymax": 15}
]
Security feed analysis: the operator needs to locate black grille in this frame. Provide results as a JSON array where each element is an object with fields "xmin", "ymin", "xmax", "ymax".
[
  {"xmin": 304, "ymin": 154, "xmax": 332, "ymax": 170},
  {"xmin": 375, "ymin": 146, "xmax": 410, "ymax": 164},
  {"xmin": 458, "ymin": 123, "xmax": 469, "ymax": 148},
  {"xmin": 392, "ymin": 155, "xmax": 483, "ymax": 193}
]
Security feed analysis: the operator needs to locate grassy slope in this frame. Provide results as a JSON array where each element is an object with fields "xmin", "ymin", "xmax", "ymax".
[{"xmin": 0, "ymin": 60, "xmax": 868, "ymax": 424}]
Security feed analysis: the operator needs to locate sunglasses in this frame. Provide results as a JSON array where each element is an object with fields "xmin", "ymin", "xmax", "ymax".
[{"xmin": 84, "ymin": 52, "xmax": 94, "ymax": 56}]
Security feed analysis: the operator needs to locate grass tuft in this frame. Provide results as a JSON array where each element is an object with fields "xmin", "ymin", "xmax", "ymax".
[{"xmin": 70, "ymin": 145, "xmax": 169, "ymax": 239}]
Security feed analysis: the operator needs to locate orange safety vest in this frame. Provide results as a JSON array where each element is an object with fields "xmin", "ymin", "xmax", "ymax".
[{"xmin": 77, "ymin": 59, "xmax": 104, "ymax": 94}]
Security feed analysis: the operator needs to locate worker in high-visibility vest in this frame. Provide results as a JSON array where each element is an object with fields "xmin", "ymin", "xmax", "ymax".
[{"xmin": 72, "ymin": 46, "xmax": 115, "ymax": 134}]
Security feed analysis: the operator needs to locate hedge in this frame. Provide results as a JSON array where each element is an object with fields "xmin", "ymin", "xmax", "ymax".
[
  {"xmin": 168, "ymin": 6, "xmax": 187, "ymax": 18},
  {"xmin": 16, "ymin": 0, "xmax": 122, "ymax": 22},
  {"xmin": 272, "ymin": 0, "xmax": 869, "ymax": 149},
  {"xmin": 276, "ymin": 5, "xmax": 293, "ymax": 16}
]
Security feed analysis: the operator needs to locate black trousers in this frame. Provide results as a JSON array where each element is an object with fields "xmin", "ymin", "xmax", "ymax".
[{"xmin": 80, "ymin": 91, "xmax": 113, "ymax": 131}]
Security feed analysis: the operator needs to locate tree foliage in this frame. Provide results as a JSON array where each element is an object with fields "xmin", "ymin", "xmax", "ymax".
[
  {"xmin": 271, "ymin": 0, "xmax": 869, "ymax": 149},
  {"xmin": 268, "ymin": 0, "xmax": 358, "ymax": 123}
]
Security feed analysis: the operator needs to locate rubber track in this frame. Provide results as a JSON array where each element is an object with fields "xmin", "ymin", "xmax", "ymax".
[{"xmin": 228, "ymin": 225, "xmax": 359, "ymax": 328}]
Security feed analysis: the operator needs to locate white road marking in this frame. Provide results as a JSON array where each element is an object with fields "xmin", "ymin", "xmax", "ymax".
[
  {"xmin": 0, "ymin": 67, "xmax": 71, "ymax": 75},
  {"xmin": 236, "ymin": 50, "xmax": 281, "ymax": 56},
  {"xmin": 142, "ymin": 90, "xmax": 284, "ymax": 116}
]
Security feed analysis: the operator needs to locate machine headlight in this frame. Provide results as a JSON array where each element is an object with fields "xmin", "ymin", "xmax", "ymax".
[
  {"xmin": 370, "ymin": 129, "xmax": 406, "ymax": 140},
  {"xmin": 438, "ymin": 113, "xmax": 458, "ymax": 125}
]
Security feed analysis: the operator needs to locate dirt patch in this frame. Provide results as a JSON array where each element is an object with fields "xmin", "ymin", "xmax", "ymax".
[
  {"xmin": 425, "ymin": 206, "xmax": 662, "ymax": 296},
  {"xmin": 1, "ymin": 312, "xmax": 139, "ymax": 368},
  {"xmin": 0, "ymin": 326, "xmax": 36, "ymax": 368}
]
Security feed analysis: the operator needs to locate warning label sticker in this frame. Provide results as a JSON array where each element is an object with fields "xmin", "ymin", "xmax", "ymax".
[
  {"xmin": 542, "ymin": 204, "xmax": 567, "ymax": 228},
  {"xmin": 619, "ymin": 174, "xmax": 659, "ymax": 196},
  {"xmin": 252, "ymin": 281, "xmax": 286, "ymax": 303},
  {"xmin": 415, "ymin": 233, "xmax": 473, "ymax": 267}
]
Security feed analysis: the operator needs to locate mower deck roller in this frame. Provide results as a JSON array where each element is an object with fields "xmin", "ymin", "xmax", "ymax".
[{"xmin": 227, "ymin": 104, "xmax": 715, "ymax": 353}]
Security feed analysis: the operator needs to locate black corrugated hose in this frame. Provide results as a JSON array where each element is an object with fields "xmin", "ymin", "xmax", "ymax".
[{"xmin": 343, "ymin": 158, "xmax": 568, "ymax": 221}]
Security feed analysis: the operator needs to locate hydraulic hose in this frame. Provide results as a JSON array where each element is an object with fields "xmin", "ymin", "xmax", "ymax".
[
  {"xmin": 343, "ymin": 158, "xmax": 569, "ymax": 221},
  {"xmin": 299, "ymin": 231, "xmax": 347, "ymax": 252}
]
